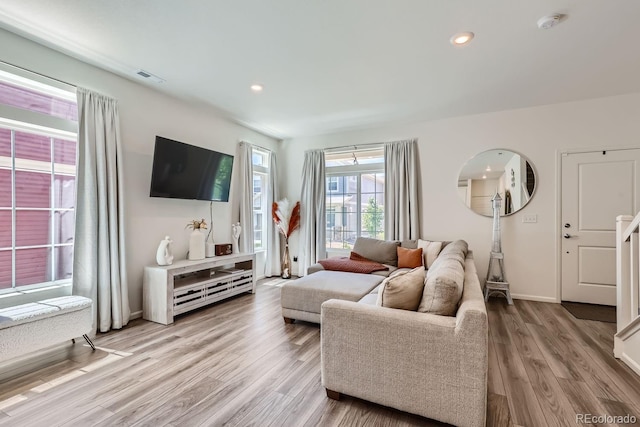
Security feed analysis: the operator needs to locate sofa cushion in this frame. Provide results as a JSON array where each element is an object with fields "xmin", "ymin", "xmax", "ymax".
[
  {"xmin": 400, "ymin": 239, "xmax": 418, "ymax": 249},
  {"xmin": 353, "ymin": 237, "xmax": 400, "ymax": 266},
  {"xmin": 417, "ymin": 239, "xmax": 443, "ymax": 268},
  {"xmin": 376, "ymin": 266, "xmax": 425, "ymax": 311},
  {"xmin": 438, "ymin": 239, "xmax": 468, "ymax": 263},
  {"xmin": 417, "ymin": 241, "xmax": 467, "ymax": 316},
  {"xmin": 372, "ymin": 266, "xmax": 398, "ymax": 277},
  {"xmin": 281, "ymin": 271, "xmax": 383, "ymax": 316},
  {"xmin": 358, "ymin": 293, "xmax": 378, "ymax": 306},
  {"xmin": 397, "ymin": 247, "xmax": 423, "ymax": 269}
]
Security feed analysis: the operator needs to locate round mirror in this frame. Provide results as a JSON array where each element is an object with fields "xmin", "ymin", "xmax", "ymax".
[{"xmin": 457, "ymin": 149, "xmax": 536, "ymax": 216}]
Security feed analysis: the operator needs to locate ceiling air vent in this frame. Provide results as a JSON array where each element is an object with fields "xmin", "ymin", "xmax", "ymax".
[{"xmin": 135, "ymin": 70, "xmax": 165, "ymax": 84}]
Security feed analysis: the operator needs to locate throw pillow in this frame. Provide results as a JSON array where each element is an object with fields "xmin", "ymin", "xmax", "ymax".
[
  {"xmin": 376, "ymin": 266, "xmax": 425, "ymax": 311},
  {"xmin": 417, "ymin": 239, "xmax": 443, "ymax": 268},
  {"xmin": 352, "ymin": 237, "xmax": 400, "ymax": 266},
  {"xmin": 417, "ymin": 256, "xmax": 464, "ymax": 316},
  {"xmin": 397, "ymin": 247, "xmax": 423, "ymax": 269},
  {"xmin": 433, "ymin": 239, "xmax": 468, "ymax": 267}
]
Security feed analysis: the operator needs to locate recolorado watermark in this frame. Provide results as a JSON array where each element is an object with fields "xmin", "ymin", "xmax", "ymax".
[{"xmin": 576, "ymin": 413, "xmax": 637, "ymax": 424}]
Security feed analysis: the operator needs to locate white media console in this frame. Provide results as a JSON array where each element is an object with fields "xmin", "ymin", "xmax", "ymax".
[{"xmin": 143, "ymin": 252, "xmax": 256, "ymax": 325}]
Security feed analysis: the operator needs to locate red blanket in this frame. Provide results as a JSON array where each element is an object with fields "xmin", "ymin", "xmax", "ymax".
[{"xmin": 318, "ymin": 252, "xmax": 388, "ymax": 274}]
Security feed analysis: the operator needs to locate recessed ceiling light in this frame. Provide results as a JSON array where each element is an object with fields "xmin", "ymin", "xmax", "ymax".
[
  {"xmin": 450, "ymin": 32, "xmax": 474, "ymax": 47},
  {"xmin": 486, "ymin": 166, "xmax": 491, "ymax": 172},
  {"xmin": 482, "ymin": 174, "xmax": 487, "ymax": 179},
  {"xmin": 250, "ymin": 84, "xmax": 263, "ymax": 92}
]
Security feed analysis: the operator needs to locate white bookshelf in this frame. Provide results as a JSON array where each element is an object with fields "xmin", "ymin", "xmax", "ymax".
[{"xmin": 143, "ymin": 253, "xmax": 255, "ymax": 325}]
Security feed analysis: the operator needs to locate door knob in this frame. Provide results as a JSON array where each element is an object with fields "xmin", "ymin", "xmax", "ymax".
[
  {"xmin": 563, "ymin": 233, "xmax": 572, "ymax": 239},
  {"xmin": 564, "ymin": 223, "xmax": 571, "ymax": 228}
]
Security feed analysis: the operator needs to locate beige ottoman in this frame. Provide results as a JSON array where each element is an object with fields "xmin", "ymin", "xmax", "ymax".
[{"xmin": 281, "ymin": 271, "xmax": 384, "ymax": 324}]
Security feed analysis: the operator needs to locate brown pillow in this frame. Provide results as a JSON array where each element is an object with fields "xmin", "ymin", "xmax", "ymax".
[
  {"xmin": 376, "ymin": 266, "xmax": 425, "ymax": 311},
  {"xmin": 397, "ymin": 247, "xmax": 423, "ymax": 269}
]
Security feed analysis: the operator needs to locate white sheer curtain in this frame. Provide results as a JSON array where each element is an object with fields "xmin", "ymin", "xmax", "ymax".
[
  {"xmin": 384, "ymin": 139, "xmax": 420, "ymax": 240},
  {"xmin": 237, "ymin": 141, "xmax": 254, "ymax": 254},
  {"xmin": 265, "ymin": 151, "xmax": 281, "ymax": 276},
  {"xmin": 73, "ymin": 87, "xmax": 130, "ymax": 333},
  {"xmin": 298, "ymin": 149, "xmax": 326, "ymax": 276}
]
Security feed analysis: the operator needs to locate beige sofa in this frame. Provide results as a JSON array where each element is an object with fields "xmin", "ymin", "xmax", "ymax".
[
  {"xmin": 281, "ymin": 237, "xmax": 488, "ymax": 426},
  {"xmin": 321, "ymin": 253, "xmax": 488, "ymax": 427}
]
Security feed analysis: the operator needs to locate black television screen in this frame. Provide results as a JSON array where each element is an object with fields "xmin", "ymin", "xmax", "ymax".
[{"xmin": 149, "ymin": 136, "xmax": 234, "ymax": 202}]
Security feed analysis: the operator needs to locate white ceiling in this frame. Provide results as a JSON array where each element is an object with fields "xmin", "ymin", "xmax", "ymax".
[{"xmin": 0, "ymin": 1, "xmax": 639, "ymax": 139}]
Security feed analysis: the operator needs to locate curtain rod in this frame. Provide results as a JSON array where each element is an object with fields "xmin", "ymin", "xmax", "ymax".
[
  {"xmin": 1, "ymin": 60, "xmax": 76, "ymax": 89},
  {"xmin": 323, "ymin": 142, "xmax": 385, "ymax": 153},
  {"xmin": 239, "ymin": 140, "xmax": 273, "ymax": 153},
  {"xmin": 323, "ymin": 138, "xmax": 417, "ymax": 153}
]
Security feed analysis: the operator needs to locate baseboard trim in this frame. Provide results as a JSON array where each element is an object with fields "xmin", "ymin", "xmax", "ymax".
[
  {"xmin": 620, "ymin": 352, "xmax": 640, "ymax": 377},
  {"xmin": 616, "ymin": 315, "xmax": 640, "ymax": 339},
  {"xmin": 130, "ymin": 310, "xmax": 142, "ymax": 320},
  {"xmin": 510, "ymin": 293, "xmax": 558, "ymax": 303}
]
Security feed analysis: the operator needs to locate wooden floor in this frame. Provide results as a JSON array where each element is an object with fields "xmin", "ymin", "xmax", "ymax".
[{"xmin": 0, "ymin": 282, "xmax": 639, "ymax": 427}]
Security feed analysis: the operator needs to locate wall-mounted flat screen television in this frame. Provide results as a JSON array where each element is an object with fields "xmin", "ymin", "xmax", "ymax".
[{"xmin": 149, "ymin": 136, "xmax": 234, "ymax": 202}]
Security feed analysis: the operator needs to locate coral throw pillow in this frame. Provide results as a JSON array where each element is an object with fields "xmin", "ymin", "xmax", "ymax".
[{"xmin": 397, "ymin": 247, "xmax": 423, "ymax": 269}]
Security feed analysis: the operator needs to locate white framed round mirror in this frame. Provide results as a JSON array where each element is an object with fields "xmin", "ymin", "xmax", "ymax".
[{"xmin": 457, "ymin": 149, "xmax": 537, "ymax": 216}]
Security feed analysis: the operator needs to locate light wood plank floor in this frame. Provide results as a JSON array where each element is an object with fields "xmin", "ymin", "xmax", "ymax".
[{"xmin": 0, "ymin": 283, "xmax": 639, "ymax": 426}]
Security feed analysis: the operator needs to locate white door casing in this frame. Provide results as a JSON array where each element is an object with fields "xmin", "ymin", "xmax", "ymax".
[{"xmin": 561, "ymin": 149, "xmax": 640, "ymax": 305}]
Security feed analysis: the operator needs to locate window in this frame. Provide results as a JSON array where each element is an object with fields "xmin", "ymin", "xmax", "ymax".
[
  {"xmin": 326, "ymin": 207, "xmax": 336, "ymax": 228},
  {"xmin": 325, "ymin": 148, "xmax": 384, "ymax": 250},
  {"xmin": 327, "ymin": 177, "xmax": 338, "ymax": 192},
  {"xmin": 0, "ymin": 64, "xmax": 77, "ymax": 292},
  {"xmin": 252, "ymin": 148, "xmax": 269, "ymax": 250}
]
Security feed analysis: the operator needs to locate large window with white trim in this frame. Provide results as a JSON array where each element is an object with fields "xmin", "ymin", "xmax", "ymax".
[
  {"xmin": 325, "ymin": 148, "xmax": 384, "ymax": 250},
  {"xmin": 252, "ymin": 148, "xmax": 269, "ymax": 251},
  {"xmin": 0, "ymin": 65, "xmax": 77, "ymax": 292}
]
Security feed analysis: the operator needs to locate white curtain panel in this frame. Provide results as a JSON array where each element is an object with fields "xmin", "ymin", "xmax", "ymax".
[
  {"xmin": 237, "ymin": 142, "xmax": 254, "ymax": 253},
  {"xmin": 265, "ymin": 151, "xmax": 281, "ymax": 276},
  {"xmin": 298, "ymin": 149, "xmax": 326, "ymax": 276},
  {"xmin": 384, "ymin": 139, "xmax": 420, "ymax": 240},
  {"xmin": 73, "ymin": 87, "xmax": 130, "ymax": 333}
]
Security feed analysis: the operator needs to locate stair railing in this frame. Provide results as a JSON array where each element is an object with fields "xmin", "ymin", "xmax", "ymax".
[
  {"xmin": 616, "ymin": 214, "xmax": 640, "ymax": 333},
  {"xmin": 615, "ymin": 213, "xmax": 640, "ymax": 375}
]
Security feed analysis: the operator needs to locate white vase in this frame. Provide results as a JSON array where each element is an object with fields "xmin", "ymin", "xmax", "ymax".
[{"xmin": 188, "ymin": 229, "xmax": 205, "ymax": 260}]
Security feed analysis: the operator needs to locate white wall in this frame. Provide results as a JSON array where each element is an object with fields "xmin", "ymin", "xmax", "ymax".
[
  {"xmin": 0, "ymin": 29, "xmax": 279, "ymax": 314},
  {"xmin": 281, "ymin": 92, "xmax": 640, "ymax": 302}
]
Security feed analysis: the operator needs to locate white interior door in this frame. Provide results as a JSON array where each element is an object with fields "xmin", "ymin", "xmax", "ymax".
[{"xmin": 561, "ymin": 149, "xmax": 640, "ymax": 305}]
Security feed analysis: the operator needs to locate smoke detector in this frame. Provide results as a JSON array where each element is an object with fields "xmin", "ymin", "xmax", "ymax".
[{"xmin": 537, "ymin": 15, "xmax": 564, "ymax": 30}]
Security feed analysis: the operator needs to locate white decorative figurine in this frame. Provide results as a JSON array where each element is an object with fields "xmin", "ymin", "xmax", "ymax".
[
  {"xmin": 232, "ymin": 222, "xmax": 241, "ymax": 254},
  {"xmin": 156, "ymin": 236, "xmax": 174, "ymax": 266}
]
